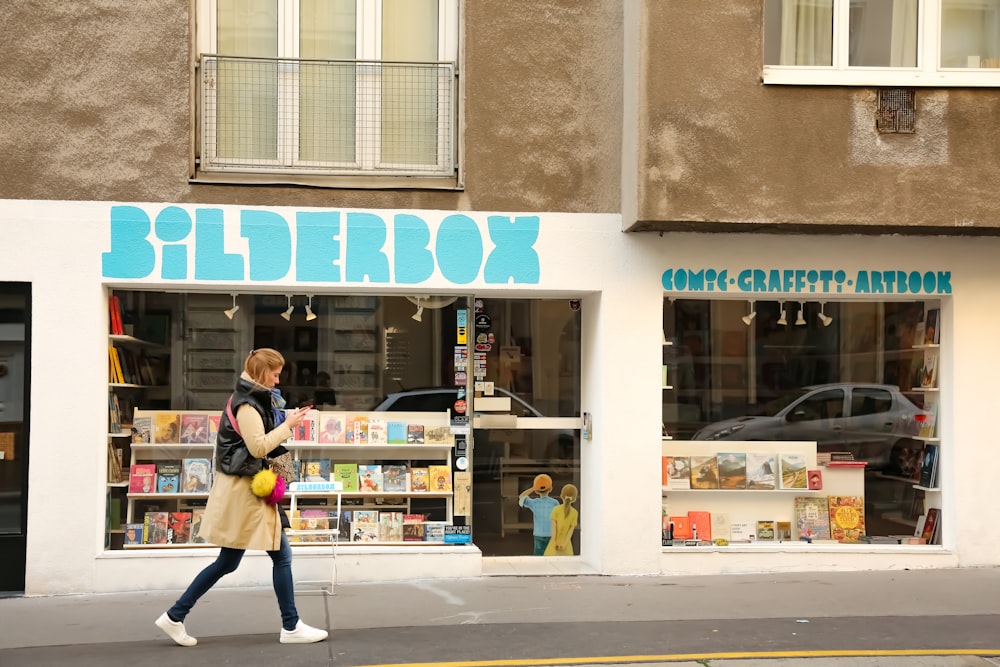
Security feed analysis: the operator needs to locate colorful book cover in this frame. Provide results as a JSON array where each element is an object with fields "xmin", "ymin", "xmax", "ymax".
[
  {"xmin": 794, "ymin": 496, "xmax": 831, "ymax": 540},
  {"xmin": 665, "ymin": 457, "xmax": 691, "ymax": 490},
  {"xmin": 402, "ymin": 522, "xmax": 426, "ymax": 541},
  {"xmin": 367, "ymin": 417, "xmax": 387, "ymax": 445},
  {"xmin": 337, "ymin": 510, "xmax": 353, "ymax": 541},
  {"xmin": 428, "ymin": 465, "xmax": 452, "ymax": 492},
  {"xmin": 807, "ymin": 469, "xmax": 823, "ymax": 490},
  {"xmin": 181, "ymin": 458, "xmax": 211, "ymax": 493},
  {"xmin": 168, "ymin": 511, "xmax": 192, "ymax": 544},
  {"xmin": 919, "ymin": 444, "xmax": 940, "ymax": 488},
  {"xmin": 131, "ymin": 416, "xmax": 151, "ymax": 444},
  {"xmin": 668, "ymin": 515, "xmax": 692, "ymax": 540},
  {"xmin": 918, "ymin": 400, "xmax": 939, "ymax": 438},
  {"xmin": 378, "ymin": 511, "xmax": 404, "ymax": 542},
  {"xmin": 299, "ymin": 509, "xmax": 331, "ymax": 543},
  {"xmin": 921, "ymin": 507, "xmax": 941, "ymax": 543},
  {"xmin": 756, "ymin": 520, "xmax": 776, "ymax": 541},
  {"xmin": 828, "ymin": 495, "xmax": 866, "ymax": 543},
  {"xmin": 348, "ymin": 415, "xmax": 369, "ymax": 444},
  {"xmin": 687, "ymin": 510, "xmax": 712, "ymax": 541},
  {"xmin": 924, "ymin": 308, "xmax": 940, "ymax": 345},
  {"xmin": 208, "ymin": 415, "xmax": 221, "ymax": 444},
  {"xmin": 382, "ymin": 464, "xmax": 408, "ymax": 492},
  {"xmin": 358, "ymin": 464, "xmax": 383, "ymax": 492},
  {"xmin": 156, "ymin": 462, "xmax": 181, "ymax": 493},
  {"xmin": 180, "ymin": 414, "xmax": 210, "ymax": 444},
  {"xmin": 387, "ymin": 421, "xmax": 408, "ymax": 444},
  {"xmin": 301, "ymin": 459, "xmax": 332, "ymax": 483},
  {"xmin": 143, "ymin": 511, "xmax": 170, "ymax": 544},
  {"xmin": 318, "ymin": 412, "xmax": 346, "ymax": 444},
  {"xmin": 333, "ymin": 463, "xmax": 359, "ymax": 492},
  {"xmin": 425, "ymin": 425, "xmax": 453, "ymax": 445},
  {"xmin": 746, "ymin": 453, "xmax": 776, "ymax": 490},
  {"xmin": 716, "ymin": 452, "xmax": 747, "ymax": 489},
  {"xmin": 290, "ymin": 410, "xmax": 319, "ymax": 442},
  {"xmin": 154, "ymin": 412, "xmax": 181, "ymax": 444},
  {"xmin": 407, "ymin": 424, "xmax": 425, "ymax": 444},
  {"xmin": 689, "ymin": 455, "xmax": 719, "ymax": 489},
  {"xmin": 424, "ymin": 522, "xmax": 447, "ymax": 542},
  {"xmin": 123, "ymin": 523, "xmax": 144, "ymax": 546},
  {"xmin": 779, "ymin": 453, "xmax": 808, "ymax": 489},
  {"xmin": 409, "ymin": 467, "xmax": 429, "ymax": 492},
  {"xmin": 128, "ymin": 463, "xmax": 157, "ymax": 494},
  {"xmin": 353, "ymin": 510, "xmax": 379, "ymax": 525},
  {"xmin": 351, "ymin": 522, "xmax": 379, "ymax": 542}
]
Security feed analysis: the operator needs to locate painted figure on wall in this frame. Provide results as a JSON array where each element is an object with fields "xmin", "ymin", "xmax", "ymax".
[
  {"xmin": 544, "ymin": 484, "xmax": 579, "ymax": 556},
  {"xmin": 518, "ymin": 474, "xmax": 559, "ymax": 555}
]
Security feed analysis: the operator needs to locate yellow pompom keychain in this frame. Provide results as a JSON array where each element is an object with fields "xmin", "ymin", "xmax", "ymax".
[{"xmin": 251, "ymin": 468, "xmax": 286, "ymax": 505}]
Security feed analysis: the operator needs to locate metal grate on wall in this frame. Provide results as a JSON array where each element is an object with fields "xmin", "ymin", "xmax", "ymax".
[
  {"xmin": 199, "ymin": 55, "xmax": 456, "ymax": 177},
  {"xmin": 876, "ymin": 88, "xmax": 915, "ymax": 134}
]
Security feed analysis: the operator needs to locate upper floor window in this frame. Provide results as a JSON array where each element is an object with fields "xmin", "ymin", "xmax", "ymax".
[
  {"xmin": 196, "ymin": 0, "xmax": 458, "ymax": 181},
  {"xmin": 763, "ymin": 0, "xmax": 1000, "ymax": 86}
]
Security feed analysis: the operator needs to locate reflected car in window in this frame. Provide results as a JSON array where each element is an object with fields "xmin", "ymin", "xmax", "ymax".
[{"xmin": 691, "ymin": 383, "xmax": 928, "ymax": 469}]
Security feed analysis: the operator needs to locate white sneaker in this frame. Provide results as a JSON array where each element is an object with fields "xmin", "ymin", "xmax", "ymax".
[
  {"xmin": 279, "ymin": 620, "xmax": 328, "ymax": 644},
  {"xmin": 155, "ymin": 612, "xmax": 197, "ymax": 647}
]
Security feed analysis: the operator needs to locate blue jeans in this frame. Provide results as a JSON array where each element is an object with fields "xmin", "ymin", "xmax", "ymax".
[{"xmin": 167, "ymin": 532, "xmax": 299, "ymax": 631}]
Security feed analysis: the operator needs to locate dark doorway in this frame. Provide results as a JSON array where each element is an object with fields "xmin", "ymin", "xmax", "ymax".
[{"xmin": 0, "ymin": 282, "xmax": 29, "ymax": 592}]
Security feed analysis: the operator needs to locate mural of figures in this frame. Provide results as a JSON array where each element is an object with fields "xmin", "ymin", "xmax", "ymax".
[
  {"xmin": 544, "ymin": 484, "xmax": 579, "ymax": 556},
  {"xmin": 518, "ymin": 474, "xmax": 559, "ymax": 555}
]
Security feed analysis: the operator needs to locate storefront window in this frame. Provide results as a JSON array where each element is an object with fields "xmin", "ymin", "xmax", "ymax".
[
  {"xmin": 663, "ymin": 298, "xmax": 941, "ymax": 542},
  {"xmin": 106, "ymin": 291, "xmax": 581, "ymax": 556}
]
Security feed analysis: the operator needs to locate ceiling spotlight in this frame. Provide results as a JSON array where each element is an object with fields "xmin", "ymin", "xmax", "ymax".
[
  {"xmin": 818, "ymin": 302, "xmax": 833, "ymax": 327},
  {"xmin": 777, "ymin": 302, "xmax": 787, "ymax": 326},
  {"xmin": 280, "ymin": 294, "xmax": 294, "ymax": 321},
  {"xmin": 741, "ymin": 300, "xmax": 757, "ymax": 326},
  {"xmin": 223, "ymin": 293, "xmax": 240, "ymax": 320},
  {"xmin": 411, "ymin": 297, "xmax": 424, "ymax": 322},
  {"xmin": 305, "ymin": 295, "xmax": 317, "ymax": 321},
  {"xmin": 795, "ymin": 301, "xmax": 806, "ymax": 326}
]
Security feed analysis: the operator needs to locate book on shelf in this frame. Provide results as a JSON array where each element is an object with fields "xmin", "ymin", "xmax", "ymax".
[
  {"xmin": 406, "ymin": 424, "xmax": 425, "ymax": 444},
  {"xmin": 746, "ymin": 453, "xmax": 776, "ymax": 490},
  {"xmin": 333, "ymin": 463, "xmax": 359, "ymax": 492},
  {"xmin": 132, "ymin": 415, "xmax": 151, "ymax": 443},
  {"xmin": 108, "ymin": 391, "xmax": 122, "ymax": 433},
  {"xmin": 918, "ymin": 400, "xmax": 938, "ymax": 438},
  {"xmin": 716, "ymin": 452, "xmax": 747, "ymax": 489},
  {"xmin": 128, "ymin": 463, "xmax": 157, "ymax": 494},
  {"xmin": 367, "ymin": 417, "xmax": 387, "ymax": 445},
  {"xmin": 382, "ymin": 464, "xmax": 408, "ymax": 492},
  {"xmin": 794, "ymin": 496, "xmax": 831, "ymax": 540},
  {"xmin": 689, "ymin": 455, "xmax": 719, "ymax": 489},
  {"xmin": 409, "ymin": 467, "xmax": 429, "ymax": 492},
  {"xmin": 189, "ymin": 508, "xmax": 207, "ymax": 543},
  {"xmin": 154, "ymin": 412, "xmax": 181, "ymax": 444},
  {"xmin": 668, "ymin": 515, "xmax": 693, "ymax": 540},
  {"xmin": 687, "ymin": 510, "xmax": 712, "ymax": 541},
  {"xmin": 351, "ymin": 521, "xmax": 379, "ymax": 542},
  {"xmin": 123, "ymin": 523, "xmax": 144, "ymax": 546},
  {"xmin": 710, "ymin": 512, "xmax": 731, "ymax": 541},
  {"xmin": 402, "ymin": 522, "xmax": 426, "ymax": 541},
  {"xmin": 756, "ymin": 520, "xmax": 776, "ymax": 541},
  {"xmin": 156, "ymin": 462, "xmax": 181, "ymax": 493},
  {"xmin": 358, "ymin": 465, "xmax": 383, "ymax": 492},
  {"xmin": 143, "ymin": 511, "xmax": 170, "ymax": 545},
  {"xmin": 664, "ymin": 456, "xmax": 691, "ymax": 490},
  {"xmin": 109, "ymin": 294, "xmax": 124, "ymax": 335},
  {"xmin": 924, "ymin": 308, "xmax": 940, "ymax": 345},
  {"xmin": 779, "ymin": 453, "xmax": 808, "ymax": 490},
  {"xmin": 387, "ymin": 421, "xmax": 408, "ymax": 444},
  {"xmin": 428, "ymin": 465, "xmax": 452, "ymax": 492},
  {"xmin": 920, "ymin": 507, "xmax": 941, "ymax": 544},
  {"xmin": 180, "ymin": 414, "xmax": 209, "ymax": 444},
  {"xmin": 807, "ymin": 469, "xmax": 823, "ymax": 490},
  {"xmin": 318, "ymin": 413, "xmax": 346, "ymax": 444},
  {"xmin": 378, "ymin": 511, "xmax": 404, "ymax": 542},
  {"xmin": 776, "ymin": 521, "xmax": 792, "ymax": 541},
  {"xmin": 919, "ymin": 444, "xmax": 940, "ymax": 488},
  {"xmin": 919, "ymin": 353, "xmax": 938, "ymax": 389},
  {"xmin": 348, "ymin": 415, "xmax": 369, "ymax": 444},
  {"xmin": 301, "ymin": 459, "xmax": 332, "ymax": 483},
  {"xmin": 729, "ymin": 521, "xmax": 754, "ymax": 542},
  {"xmin": 336, "ymin": 510, "xmax": 353, "ymax": 541},
  {"xmin": 181, "ymin": 458, "xmax": 211, "ymax": 493},
  {"xmin": 208, "ymin": 415, "xmax": 220, "ymax": 444},
  {"xmin": 168, "ymin": 511, "xmax": 192, "ymax": 544},
  {"xmin": 425, "ymin": 425, "xmax": 453, "ymax": 445},
  {"xmin": 828, "ymin": 495, "xmax": 866, "ymax": 543},
  {"xmin": 829, "ymin": 452, "xmax": 855, "ymax": 462},
  {"xmin": 289, "ymin": 410, "xmax": 318, "ymax": 442},
  {"xmin": 424, "ymin": 522, "xmax": 447, "ymax": 542}
]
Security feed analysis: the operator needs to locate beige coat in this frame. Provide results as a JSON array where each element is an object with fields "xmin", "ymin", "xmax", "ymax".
[{"xmin": 199, "ymin": 398, "xmax": 293, "ymax": 551}]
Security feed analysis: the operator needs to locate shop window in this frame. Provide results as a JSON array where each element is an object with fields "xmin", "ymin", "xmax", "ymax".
[{"xmin": 663, "ymin": 298, "xmax": 943, "ymax": 544}]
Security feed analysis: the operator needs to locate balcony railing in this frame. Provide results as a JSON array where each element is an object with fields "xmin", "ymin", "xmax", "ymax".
[{"xmin": 198, "ymin": 55, "xmax": 456, "ymax": 178}]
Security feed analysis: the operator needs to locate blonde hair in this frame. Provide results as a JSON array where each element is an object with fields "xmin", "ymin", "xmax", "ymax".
[
  {"xmin": 559, "ymin": 483, "xmax": 578, "ymax": 518},
  {"xmin": 244, "ymin": 348, "xmax": 284, "ymax": 385}
]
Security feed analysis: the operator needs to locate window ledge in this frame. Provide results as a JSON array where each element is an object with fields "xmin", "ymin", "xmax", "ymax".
[
  {"xmin": 762, "ymin": 66, "xmax": 1000, "ymax": 87},
  {"xmin": 191, "ymin": 170, "xmax": 463, "ymax": 191}
]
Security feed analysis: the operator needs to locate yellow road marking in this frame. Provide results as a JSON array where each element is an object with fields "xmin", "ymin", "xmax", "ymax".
[{"xmin": 358, "ymin": 649, "xmax": 1000, "ymax": 667}]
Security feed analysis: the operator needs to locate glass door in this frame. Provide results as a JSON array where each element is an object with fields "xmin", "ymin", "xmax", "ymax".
[{"xmin": 0, "ymin": 283, "xmax": 29, "ymax": 591}]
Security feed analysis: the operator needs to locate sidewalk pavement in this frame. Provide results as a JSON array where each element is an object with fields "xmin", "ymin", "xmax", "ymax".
[{"xmin": 3, "ymin": 567, "xmax": 1000, "ymax": 666}]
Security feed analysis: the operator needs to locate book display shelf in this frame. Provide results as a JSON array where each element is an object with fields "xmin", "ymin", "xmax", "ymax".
[
  {"xmin": 120, "ymin": 409, "xmax": 457, "ymax": 549},
  {"xmin": 907, "ymin": 304, "xmax": 942, "ymax": 543},
  {"xmin": 661, "ymin": 440, "xmax": 867, "ymax": 546}
]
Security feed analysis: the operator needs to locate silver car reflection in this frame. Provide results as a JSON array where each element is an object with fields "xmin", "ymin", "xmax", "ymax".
[{"xmin": 691, "ymin": 383, "xmax": 928, "ymax": 469}]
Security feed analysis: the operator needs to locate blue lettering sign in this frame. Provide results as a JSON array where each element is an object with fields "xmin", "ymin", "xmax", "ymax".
[{"xmin": 662, "ymin": 267, "xmax": 952, "ymax": 296}]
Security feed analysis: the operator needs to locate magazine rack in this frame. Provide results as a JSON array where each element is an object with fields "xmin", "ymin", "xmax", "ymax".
[{"xmin": 286, "ymin": 486, "xmax": 342, "ymax": 595}]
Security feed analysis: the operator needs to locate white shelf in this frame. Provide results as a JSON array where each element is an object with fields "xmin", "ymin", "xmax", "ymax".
[
  {"xmin": 911, "ymin": 344, "xmax": 940, "ymax": 349},
  {"xmin": 662, "ymin": 385, "xmax": 674, "ymax": 390},
  {"xmin": 130, "ymin": 443, "xmax": 215, "ymax": 451},
  {"xmin": 912, "ymin": 436, "xmax": 940, "ymax": 442},
  {"xmin": 910, "ymin": 387, "xmax": 940, "ymax": 392},
  {"xmin": 913, "ymin": 485, "xmax": 941, "ymax": 492},
  {"xmin": 109, "ymin": 334, "xmax": 167, "ymax": 349},
  {"xmin": 108, "ymin": 432, "xmax": 131, "ymax": 438},
  {"xmin": 129, "ymin": 492, "xmax": 210, "ymax": 499},
  {"xmin": 107, "ymin": 481, "xmax": 129, "ymax": 488},
  {"xmin": 299, "ymin": 491, "xmax": 453, "ymax": 498}
]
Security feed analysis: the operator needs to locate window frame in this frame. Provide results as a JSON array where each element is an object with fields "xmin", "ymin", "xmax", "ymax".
[
  {"xmin": 194, "ymin": 0, "xmax": 460, "ymax": 180},
  {"xmin": 762, "ymin": 0, "xmax": 1000, "ymax": 87}
]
